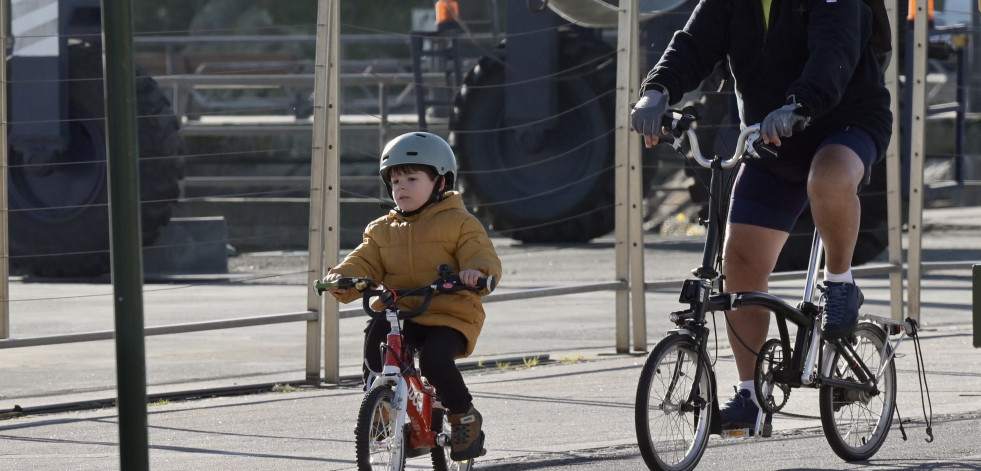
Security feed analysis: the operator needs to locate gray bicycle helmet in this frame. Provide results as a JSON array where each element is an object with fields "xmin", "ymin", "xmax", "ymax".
[{"xmin": 379, "ymin": 131, "xmax": 457, "ymax": 189}]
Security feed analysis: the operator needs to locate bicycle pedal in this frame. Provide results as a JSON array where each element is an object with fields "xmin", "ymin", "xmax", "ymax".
[{"xmin": 723, "ymin": 427, "xmax": 754, "ymax": 438}]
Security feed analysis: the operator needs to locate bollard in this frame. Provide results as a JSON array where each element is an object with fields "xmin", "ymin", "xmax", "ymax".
[{"xmin": 975, "ymin": 265, "xmax": 980, "ymax": 348}]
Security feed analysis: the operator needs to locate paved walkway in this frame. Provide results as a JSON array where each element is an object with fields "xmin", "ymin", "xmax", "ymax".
[{"xmin": 0, "ymin": 207, "xmax": 979, "ymax": 470}]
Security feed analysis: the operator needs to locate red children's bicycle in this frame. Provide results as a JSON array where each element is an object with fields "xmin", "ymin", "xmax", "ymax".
[{"xmin": 315, "ymin": 265, "xmax": 495, "ymax": 471}]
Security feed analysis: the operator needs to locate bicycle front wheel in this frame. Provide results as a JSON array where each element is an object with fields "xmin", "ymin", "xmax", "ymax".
[
  {"xmin": 635, "ymin": 334, "xmax": 713, "ymax": 471},
  {"xmin": 819, "ymin": 323, "xmax": 896, "ymax": 461},
  {"xmin": 355, "ymin": 386, "xmax": 406, "ymax": 471}
]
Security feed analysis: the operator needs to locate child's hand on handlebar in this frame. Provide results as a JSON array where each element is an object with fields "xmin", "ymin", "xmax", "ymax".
[
  {"xmin": 457, "ymin": 269, "xmax": 484, "ymax": 288},
  {"xmin": 322, "ymin": 273, "xmax": 348, "ymax": 294}
]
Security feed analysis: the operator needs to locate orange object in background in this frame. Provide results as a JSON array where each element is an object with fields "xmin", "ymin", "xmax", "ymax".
[
  {"xmin": 907, "ymin": 0, "xmax": 935, "ymax": 20},
  {"xmin": 436, "ymin": 0, "xmax": 460, "ymax": 31}
]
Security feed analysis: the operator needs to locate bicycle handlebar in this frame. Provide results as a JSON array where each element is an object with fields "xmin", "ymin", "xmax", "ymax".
[
  {"xmin": 659, "ymin": 108, "xmax": 762, "ymax": 170},
  {"xmin": 312, "ymin": 264, "xmax": 496, "ymax": 320}
]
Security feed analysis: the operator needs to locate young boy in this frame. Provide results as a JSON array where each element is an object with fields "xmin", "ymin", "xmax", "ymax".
[{"xmin": 323, "ymin": 131, "xmax": 502, "ymax": 461}]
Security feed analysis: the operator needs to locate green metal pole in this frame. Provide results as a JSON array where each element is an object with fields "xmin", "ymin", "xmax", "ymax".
[
  {"xmin": 102, "ymin": 0, "xmax": 150, "ymax": 469},
  {"xmin": 974, "ymin": 265, "xmax": 980, "ymax": 348}
]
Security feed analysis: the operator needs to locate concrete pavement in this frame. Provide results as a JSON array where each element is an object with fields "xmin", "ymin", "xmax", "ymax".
[
  {"xmin": 0, "ymin": 320, "xmax": 977, "ymax": 470},
  {"xmin": 1, "ymin": 206, "xmax": 979, "ymax": 469}
]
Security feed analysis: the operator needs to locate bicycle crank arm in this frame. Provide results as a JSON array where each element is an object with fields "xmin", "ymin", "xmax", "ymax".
[{"xmin": 821, "ymin": 376, "xmax": 876, "ymax": 393}]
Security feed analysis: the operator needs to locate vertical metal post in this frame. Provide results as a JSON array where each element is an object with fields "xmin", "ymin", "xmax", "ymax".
[
  {"xmin": 306, "ymin": 0, "xmax": 335, "ymax": 385},
  {"xmin": 379, "ymin": 82, "xmax": 389, "ymax": 153},
  {"xmin": 907, "ymin": 0, "xmax": 929, "ymax": 323},
  {"xmin": 102, "ymin": 0, "xmax": 149, "ymax": 468},
  {"xmin": 614, "ymin": 0, "xmax": 642, "ymax": 353},
  {"xmin": 885, "ymin": 0, "xmax": 904, "ymax": 322},
  {"xmin": 311, "ymin": 0, "xmax": 342, "ymax": 383},
  {"xmin": 970, "ymin": 5, "xmax": 981, "ymax": 112},
  {"xmin": 974, "ymin": 265, "xmax": 980, "ymax": 348},
  {"xmin": 1, "ymin": 0, "xmax": 10, "ymax": 340}
]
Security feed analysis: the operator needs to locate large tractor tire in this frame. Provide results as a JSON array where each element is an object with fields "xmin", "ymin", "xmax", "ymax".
[
  {"xmin": 7, "ymin": 43, "xmax": 185, "ymax": 277},
  {"xmin": 450, "ymin": 32, "xmax": 659, "ymax": 243}
]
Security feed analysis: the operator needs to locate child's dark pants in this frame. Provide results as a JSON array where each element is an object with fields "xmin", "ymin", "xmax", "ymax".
[{"xmin": 363, "ymin": 318, "xmax": 473, "ymax": 413}]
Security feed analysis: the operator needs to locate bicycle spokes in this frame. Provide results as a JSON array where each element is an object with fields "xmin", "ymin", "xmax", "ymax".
[
  {"xmin": 636, "ymin": 335, "xmax": 712, "ymax": 471},
  {"xmin": 355, "ymin": 387, "xmax": 406, "ymax": 470},
  {"xmin": 819, "ymin": 324, "xmax": 896, "ymax": 461}
]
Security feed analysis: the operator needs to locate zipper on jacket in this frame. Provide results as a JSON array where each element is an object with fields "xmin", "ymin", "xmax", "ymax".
[{"xmin": 759, "ymin": 0, "xmax": 777, "ymax": 53}]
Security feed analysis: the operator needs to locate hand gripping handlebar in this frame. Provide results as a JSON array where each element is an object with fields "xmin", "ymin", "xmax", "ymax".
[{"xmin": 313, "ymin": 264, "xmax": 496, "ymax": 320}]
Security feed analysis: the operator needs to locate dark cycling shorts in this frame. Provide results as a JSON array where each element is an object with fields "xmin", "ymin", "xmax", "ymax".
[{"xmin": 728, "ymin": 125, "xmax": 878, "ymax": 233}]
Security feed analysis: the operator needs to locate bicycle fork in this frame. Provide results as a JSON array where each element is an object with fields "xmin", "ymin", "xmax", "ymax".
[{"xmin": 371, "ymin": 311, "xmax": 449, "ymax": 456}]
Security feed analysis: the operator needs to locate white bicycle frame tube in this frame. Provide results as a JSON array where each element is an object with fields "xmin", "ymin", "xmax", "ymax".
[
  {"xmin": 364, "ymin": 308, "xmax": 410, "ymax": 469},
  {"xmin": 801, "ymin": 230, "xmax": 825, "ymax": 385},
  {"xmin": 390, "ymin": 376, "xmax": 409, "ymax": 467}
]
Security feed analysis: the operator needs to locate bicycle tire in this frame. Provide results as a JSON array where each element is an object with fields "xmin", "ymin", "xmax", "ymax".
[
  {"xmin": 819, "ymin": 323, "xmax": 896, "ymax": 461},
  {"xmin": 635, "ymin": 334, "xmax": 713, "ymax": 471},
  {"xmin": 355, "ymin": 387, "xmax": 406, "ymax": 471},
  {"xmin": 431, "ymin": 408, "xmax": 475, "ymax": 471}
]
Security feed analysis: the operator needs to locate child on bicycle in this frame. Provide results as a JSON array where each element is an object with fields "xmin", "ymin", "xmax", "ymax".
[{"xmin": 323, "ymin": 131, "xmax": 502, "ymax": 461}]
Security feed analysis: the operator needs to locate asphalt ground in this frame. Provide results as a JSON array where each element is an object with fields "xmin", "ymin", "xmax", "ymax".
[{"xmin": 1, "ymin": 206, "xmax": 979, "ymax": 469}]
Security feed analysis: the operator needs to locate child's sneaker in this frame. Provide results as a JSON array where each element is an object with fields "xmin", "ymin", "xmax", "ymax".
[
  {"xmin": 820, "ymin": 281, "xmax": 863, "ymax": 340},
  {"xmin": 448, "ymin": 406, "xmax": 486, "ymax": 461},
  {"xmin": 720, "ymin": 387, "xmax": 759, "ymax": 430}
]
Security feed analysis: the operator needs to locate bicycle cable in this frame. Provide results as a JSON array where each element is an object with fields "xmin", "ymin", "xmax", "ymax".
[
  {"xmin": 722, "ymin": 311, "xmax": 762, "ymax": 359},
  {"xmin": 682, "ymin": 125, "xmax": 760, "ymax": 360},
  {"xmin": 709, "ymin": 311, "xmax": 720, "ymax": 368},
  {"xmin": 909, "ymin": 318, "xmax": 935, "ymax": 442}
]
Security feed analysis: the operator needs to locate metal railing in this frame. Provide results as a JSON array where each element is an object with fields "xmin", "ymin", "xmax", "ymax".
[
  {"xmin": 0, "ymin": 0, "xmax": 967, "ymax": 393},
  {"xmin": 0, "ymin": 311, "xmax": 317, "ymax": 349}
]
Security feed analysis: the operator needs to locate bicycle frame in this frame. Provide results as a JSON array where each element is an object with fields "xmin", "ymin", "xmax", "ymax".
[
  {"xmin": 369, "ymin": 308, "xmax": 446, "ymax": 455},
  {"xmin": 662, "ymin": 112, "xmax": 898, "ymax": 432},
  {"xmin": 637, "ymin": 111, "xmax": 927, "ymax": 470},
  {"xmin": 315, "ymin": 268, "xmax": 492, "ymax": 470}
]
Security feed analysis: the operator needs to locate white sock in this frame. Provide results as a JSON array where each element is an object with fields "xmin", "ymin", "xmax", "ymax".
[
  {"xmin": 737, "ymin": 380, "xmax": 760, "ymax": 408},
  {"xmin": 825, "ymin": 269, "xmax": 853, "ymax": 284}
]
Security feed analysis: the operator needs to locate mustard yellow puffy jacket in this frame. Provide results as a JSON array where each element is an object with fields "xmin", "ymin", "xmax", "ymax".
[{"xmin": 328, "ymin": 192, "xmax": 502, "ymax": 357}]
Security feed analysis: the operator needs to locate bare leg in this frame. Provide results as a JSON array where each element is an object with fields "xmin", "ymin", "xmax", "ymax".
[
  {"xmin": 808, "ymin": 144, "xmax": 866, "ymax": 275},
  {"xmin": 722, "ymin": 223, "xmax": 788, "ymax": 381}
]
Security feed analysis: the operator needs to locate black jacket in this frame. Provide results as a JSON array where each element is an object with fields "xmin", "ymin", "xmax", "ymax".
[{"xmin": 642, "ymin": 0, "xmax": 892, "ymax": 158}]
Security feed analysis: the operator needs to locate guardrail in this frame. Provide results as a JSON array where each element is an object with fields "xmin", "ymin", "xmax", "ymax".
[{"xmin": 0, "ymin": 311, "xmax": 317, "ymax": 349}]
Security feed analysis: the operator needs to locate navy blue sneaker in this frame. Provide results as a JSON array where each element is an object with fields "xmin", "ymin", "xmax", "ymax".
[
  {"xmin": 720, "ymin": 387, "xmax": 759, "ymax": 430},
  {"xmin": 820, "ymin": 281, "xmax": 863, "ymax": 340}
]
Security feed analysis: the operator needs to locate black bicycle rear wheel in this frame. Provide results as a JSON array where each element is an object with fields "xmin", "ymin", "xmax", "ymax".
[
  {"xmin": 635, "ymin": 334, "xmax": 713, "ymax": 471},
  {"xmin": 819, "ymin": 323, "xmax": 896, "ymax": 461},
  {"xmin": 354, "ymin": 387, "xmax": 405, "ymax": 471}
]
